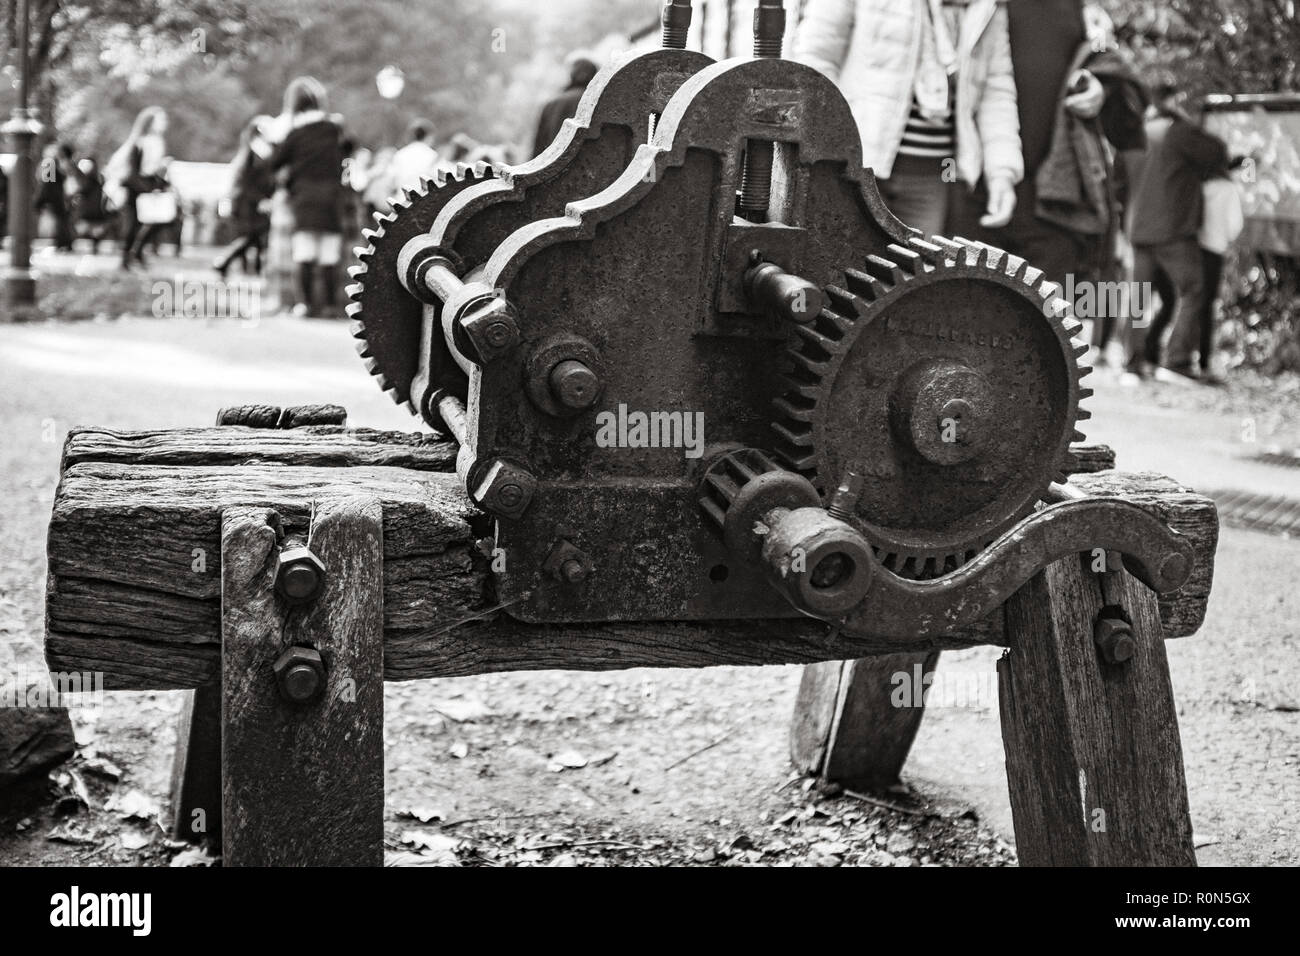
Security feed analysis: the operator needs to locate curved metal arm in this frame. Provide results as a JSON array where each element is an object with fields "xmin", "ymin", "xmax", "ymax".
[{"xmin": 836, "ymin": 497, "xmax": 1194, "ymax": 643}]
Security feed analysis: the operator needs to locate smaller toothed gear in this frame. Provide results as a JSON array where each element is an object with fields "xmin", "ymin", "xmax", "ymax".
[
  {"xmin": 348, "ymin": 162, "xmax": 498, "ymax": 415},
  {"xmin": 771, "ymin": 234, "xmax": 1093, "ymax": 578}
]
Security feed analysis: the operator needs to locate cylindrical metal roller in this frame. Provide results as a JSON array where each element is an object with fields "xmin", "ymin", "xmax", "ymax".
[
  {"xmin": 744, "ymin": 261, "xmax": 825, "ymax": 324},
  {"xmin": 699, "ymin": 447, "xmax": 875, "ymax": 618}
]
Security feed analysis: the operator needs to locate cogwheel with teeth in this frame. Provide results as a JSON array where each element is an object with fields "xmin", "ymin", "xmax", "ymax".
[
  {"xmin": 347, "ymin": 161, "xmax": 497, "ymax": 414},
  {"xmin": 772, "ymin": 234, "xmax": 1092, "ymax": 579}
]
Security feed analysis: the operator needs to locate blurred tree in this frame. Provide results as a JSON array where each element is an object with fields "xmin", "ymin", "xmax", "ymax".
[{"xmin": 1101, "ymin": 0, "xmax": 1300, "ymax": 97}]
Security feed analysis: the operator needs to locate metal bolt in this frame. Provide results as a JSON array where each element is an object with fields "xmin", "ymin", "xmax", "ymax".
[
  {"xmin": 497, "ymin": 483, "xmax": 524, "ymax": 509},
  {"xmin": 544, "ymin": 539, "xmax": 593, "ymax": 586},
  {"xmin": 472, "ymin": 459, "xmax": 537, "ymax": 519},
  {"xmin": 458, "ymin": 295, "xmax": 521, "ymax": 365},
  {"xmin": 560, "ymin": 558, "xmax": 588, "ymax": 584},
  {"xmin": 661, "ymin": 0, "xmax": 692, "ymax": 49},
  {"xmin": 1094, "ymin": 616, "xmax": 1135, "ymax": 665},
  {"xmin": 273, "ymin": 646, "xmax": 326, "ymax": 703},
  {"xmin": 484, "ymin": 321, "xmax": 514, "ymax": 348},
  {"xmin": 548, "ymin": 359, "xmax": 601, "ymax": 411},
  {"xmin": 275, "ymin": 544, "xmax": 326, "ymax": 604},
  {"xmin": 827, "ymin": 471, "xmax": 864, "ymax": 522}
]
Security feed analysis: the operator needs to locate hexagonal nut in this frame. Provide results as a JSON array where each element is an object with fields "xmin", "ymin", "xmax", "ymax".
[
  {"xmin": 273, "ymin": 646, "xmax": 326, "ymax": 703},
  {"xmin": 275, "ymin": 545, "xmax": 327, "ymax": 604},
  {"xmin": 458, "ymin": 295, "xmax": 520, "ymax": 364},
  {"xmin": 542, "ymin": 539, "xmax": 594, "ymax": 585},
  {"xmin": 1093, "ymin": 616, "xmax": 1135, "ymax": 665},
  {"xmin": 471, "ymin": 458, "xmax": 537, "ymax": 520}
]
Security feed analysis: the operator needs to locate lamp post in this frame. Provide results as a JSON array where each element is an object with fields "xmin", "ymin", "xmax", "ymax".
[
  {"xmin": 375, "ymin": 65, "xmax": 405, "ymax": 146},
  {"xmin": 4, "ymin": 0, "xmax": 43, "ymax": 308}
]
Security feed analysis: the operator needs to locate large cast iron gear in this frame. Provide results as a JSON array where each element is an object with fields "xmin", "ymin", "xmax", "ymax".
[
  {"xmin": 347, "ymin": 161, "xmax": 497, "ymax": 413},
  {"xmin": 771, "ymin": 234, "xmax": 1093, "ymax": 578}
]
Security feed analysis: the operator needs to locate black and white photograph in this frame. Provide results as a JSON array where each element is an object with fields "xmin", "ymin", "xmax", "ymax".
[{"xmin": 0, "ymin": 0, "xmax": 1294, "ymax": 923}]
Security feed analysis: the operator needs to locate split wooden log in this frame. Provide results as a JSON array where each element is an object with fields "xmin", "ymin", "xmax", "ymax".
[{"xmin": 45, "ymin": 428, "xmax": 1217, "ymax": 691}]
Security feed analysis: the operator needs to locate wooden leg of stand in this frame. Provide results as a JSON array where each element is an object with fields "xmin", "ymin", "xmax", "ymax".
[
  {"xmin": 998, "ymin": 555, "xmax": 1196, "ymax": 866},
  {"xmin": 221, "ymin": 497, "xmax": 385, "ymax": 866},
  {"xmin": 791, "ymin": 652, "xmax": 940, "ymax": 791}
]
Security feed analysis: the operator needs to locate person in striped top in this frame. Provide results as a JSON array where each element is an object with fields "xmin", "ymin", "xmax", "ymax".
[{"xmin": 794, "ymin": 0, "xmax": 1022, "ymax": 237}]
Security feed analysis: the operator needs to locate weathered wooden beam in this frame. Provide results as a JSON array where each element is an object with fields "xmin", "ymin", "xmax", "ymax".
[
  {"xmin": 44, "ymin": 432, "xmax": 1214, "ymax": 690},
  {"xmin": 998, "ymin": 554, "xmax": 1197, "ymax": 866},
  {"xmin": 61, "ymin": 425, "xmax": 457, "ymax": 472}
]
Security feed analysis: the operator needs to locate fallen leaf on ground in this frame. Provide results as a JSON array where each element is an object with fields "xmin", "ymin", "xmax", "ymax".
[
  {"xmin": 104, "ymin": 789, "xmax": 158, "ymax": 822},
  {"xmin": 169, "ymin": 846, "xmax": 218, "ymax": 868},
  {"xmin": 548, "ymin": 749, "xmax": 588, "ymax": 772},
  {"xmin": 46, "ymin": 823, "xmax": 97, "ymax": 845}
]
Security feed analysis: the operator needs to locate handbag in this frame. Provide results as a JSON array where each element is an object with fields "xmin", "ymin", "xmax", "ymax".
[{"xmin": 136, "ymin": 189, "xmax": 177, "ymax": 225}]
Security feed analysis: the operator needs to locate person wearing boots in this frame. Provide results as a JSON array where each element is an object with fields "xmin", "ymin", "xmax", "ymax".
[{"xmin": 271, "ymin": 76, "xmax": 346, "ymax": 318}]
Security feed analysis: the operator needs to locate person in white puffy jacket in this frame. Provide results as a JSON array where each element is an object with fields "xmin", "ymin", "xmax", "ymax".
[{"xmin": 793, "ymin": 0, "xmax": 1023, "ymax": 236}]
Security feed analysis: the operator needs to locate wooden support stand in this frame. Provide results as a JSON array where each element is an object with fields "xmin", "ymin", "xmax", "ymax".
[
  {"xmin": 998, "ymin": 556, "xmax": 1197, "ymax": 866},
  {"xmin": 43, "ymin": 420, "xmax": 1217, "ymax": 866}
]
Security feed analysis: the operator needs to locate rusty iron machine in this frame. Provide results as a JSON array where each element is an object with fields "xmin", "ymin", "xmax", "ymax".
[
  {"xmin": 348, "ymin": 4, "xmax": 1192, "ymax": 633},
  {"xmin": 44, "ymin": 1, "xmax": 1216, "ymax": 867}
]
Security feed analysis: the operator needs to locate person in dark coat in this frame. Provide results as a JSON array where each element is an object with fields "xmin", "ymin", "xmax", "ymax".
[
  {"xmin": 215, "ymin": 115, "xmax": 275, "ymax": 277},
  {"xmin": 947, "ymin": 3, "xmax": 1143, "ymax": 286},
  {"xmin": 35, "ymin": 142, "xmax": 75, "ymax": 251},
  {"xmin": 71, "ymin": 156, "xmax": 112, "ymax": 254},
  {"xmin": 271, "ymin": 76, "xmax": 346, "ymax": 317},
  {"xmin": 532, "ymin": 53, "xmax": 598, "ymax": 158},
  {"xmin": 1123, "ymin": 85, "xmax": 1231, "ymax": 380}
]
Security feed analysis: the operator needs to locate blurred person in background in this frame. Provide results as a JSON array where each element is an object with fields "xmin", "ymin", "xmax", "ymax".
[
  {"xmin": 271, "ymin": 76, "xmax": 346, "ymax": 318},
  {"xmin": 35, "ymin": 142, "xmax": 75, "ymax": 252},
  {"xmin": 105, "ymin": 105, "xmax": 172, "ymax": 271},
  {"xmin": 361, "ymin": 146, "xmax": 397, "ymax": 219},
  {"xmin": 1123, "ymin": 83, "xmax": 1231, "ymax": 382},
  {"xmin": 793, "ymin": 0, "xmax": 1022, "ymax": 238},
  {"xmin": 384, "ymin": 119, "xmax": 440, "ymax": 198},
  {"xmin": 214, "ymin": 115, "xmax": 275, "ymax": 277},
  {"xmin": 948, "ymin": 1, "xmax": 1147, "ymax": 333},
  {"xmin": 533, "ymin": 52, "xmax": 598, "ymax": 159},
  {"xmin": 1189, "ymin": 154, "xmax": 1247, "ymax": 384},
  {"xmin": 71, "ymin": 156, "xmax": 112, "ymax": 254}
]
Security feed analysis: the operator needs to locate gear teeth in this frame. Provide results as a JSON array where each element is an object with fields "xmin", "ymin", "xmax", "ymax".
[
  {"xmin": 348, "ymin": 318, "xmax": 366, "ymax": 339},
  {"xmin": 908, "ymin": 235, "xmax": 956, "ymax": 264},
  {"xmin": 1072, "ymin": 343, "xmax": 1089, "ymax": 358},
  {"xmin": 778, "ymin": 376, "xmax": 821, "ymax": 401},
  {"xmin": 794, "ymin": 323, "xmax": 839, "ymax": 354},
  {"xmin": 348, "ymin": 261, "xmax": 369, "ymax": 281},
  {"xmin": 344, "ymin": 282, "xmax": 365, "ymax": 301},
  {"xmin": 885, "ymin": 244, "xmax": 925, "ymax": 275},
  {"xmin": 863, "ymin": 254, "xmax": 904, "ymax": 285},
  {"xmin": 355, "ymin": 339, "xmax": 373, "ymax": 359},
  {"xmin": 1072, "ymin": 430, "xmax": 1087, "ymax": 443},
  {"xmin": 773, "ymin": 396, "xmax": 815, "ymax": 423},
  {"xmin": 1077, "ymin": 408, "xmax": 1092, "ymax": 420},
  {"xmin": 361, "ymin": 227, "xmax": 383, "ymax": 244},
  {"xmin": 1078, "ymin": 364, "xmax": 1094, "ymax": 379},
  {"xmin": 1062, "ymin": 318, "xmax": 1085, "ymax": 337},
  {"xmin": 825, "ymin": 283, "xmax": 864, "ymax": 315},
  {"xmin": 1079, "ymin": 387, "xmax": 1094, "ymax": 399},
  {"xmin": 787, "ymin": 350, "xmax": 829, "ymax": 376},
  {"xmin": 843, "ymin": 270, "xmax": 885, "ymax": 302},
  {"xmin": 772, "ymin": 421, "xmax": 814, "ymax": 447}
]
